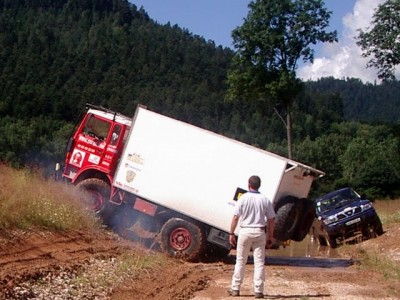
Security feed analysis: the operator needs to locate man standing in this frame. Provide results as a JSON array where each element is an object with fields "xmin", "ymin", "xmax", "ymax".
[{"xmin": 228, "ymin": 175, "xmax": 276, "ymax": 299}]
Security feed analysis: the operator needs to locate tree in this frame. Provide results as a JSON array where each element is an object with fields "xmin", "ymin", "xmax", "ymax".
[
  {"xmin": 340, "ymin": 136, "xmax": 400, "ymax": 198},
  {"xmin": 357, "ymin": 0, "xmax": 400, "ymax": 81},
  {"xmin": 226, "ymin": 0, "xmax": 337, "ymax": 158}
]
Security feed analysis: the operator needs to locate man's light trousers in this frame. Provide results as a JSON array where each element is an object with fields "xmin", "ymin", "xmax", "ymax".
[{"xmin": 231, "ymin": 227, "xmax": 266, "ymax": 294}]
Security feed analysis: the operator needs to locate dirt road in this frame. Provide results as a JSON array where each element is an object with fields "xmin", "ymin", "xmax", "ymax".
[{"xmin": 1, "ymin": 225, "xmax": 399, "ymax": 300}]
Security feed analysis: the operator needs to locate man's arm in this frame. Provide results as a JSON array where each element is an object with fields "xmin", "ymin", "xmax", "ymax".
[
  {"xmin": 266, "ymin": 218, "xmax": 275, "ymax": 248},
  {"xmin": 229, "ymin": 215, "xmax": 239, "ymax": 246},
  {"xmin": 267, "ymin": 218, "xmax": 275, "ymax": 239}
]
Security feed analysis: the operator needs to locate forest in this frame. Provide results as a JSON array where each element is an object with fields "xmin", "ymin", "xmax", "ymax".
[{"xmin": 0, "ymin": 0, "xmax": 399, "ymax": 199}]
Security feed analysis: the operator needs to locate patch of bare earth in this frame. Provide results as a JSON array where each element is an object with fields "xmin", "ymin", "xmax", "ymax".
[{"xmin": 0, "ymin": 225, "xmax": 399, "ymax": 300}]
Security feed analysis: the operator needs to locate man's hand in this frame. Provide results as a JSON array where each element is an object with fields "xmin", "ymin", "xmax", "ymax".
[
  {"xmin": 229, "ymin": 234, "xmax": 236, "ymax": 247},
  {"xmin": 265, "ymin": 237, "xmax": 275, "ymax": 249}
]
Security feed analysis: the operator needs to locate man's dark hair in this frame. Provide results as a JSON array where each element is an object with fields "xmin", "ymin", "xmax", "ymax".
[{"xmin": 248, "ymin": 175, "xmax": 261, "ymax": 190}]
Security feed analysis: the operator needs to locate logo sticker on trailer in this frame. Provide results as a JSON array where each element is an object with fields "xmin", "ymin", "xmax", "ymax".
[{"xmin": 233, "ymin": 188, "xmax": 247, "ymax": 201}]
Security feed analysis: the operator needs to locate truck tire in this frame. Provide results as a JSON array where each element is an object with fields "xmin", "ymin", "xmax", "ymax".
[
  {"xmin": 160, "ymin": 218, "xmax": 206, "ymax": 262},
  {"xmin": 76, "ymin": 178, "xmax": 111, "ymax": 216},
  {"xmin": 372, "ymin": 216, "xmax": 384, "ymax": 236},
  {"xmin": 325, "ymin": 233, "xmax": 338, "ymax": 248},
  {"xmin": 361, "ymin": 224, "xmax": 372, "ymax": 239},
  {"xmin": 291, "ymin": 199, "xmax": 316, "ymax": 242},
  {"xmin": 274, "ymin": 196, "xmax": 303, "ymax": 241}
]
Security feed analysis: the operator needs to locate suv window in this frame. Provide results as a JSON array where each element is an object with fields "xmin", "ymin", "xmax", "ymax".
[{"xmin": 316, "ymin": 188, "xmax": 359, "ymax": 213}]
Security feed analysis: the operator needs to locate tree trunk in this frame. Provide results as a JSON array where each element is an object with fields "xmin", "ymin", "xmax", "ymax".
[{"xmin": 287, "ymin": 110, "xmax": 292, "ymax": 159}]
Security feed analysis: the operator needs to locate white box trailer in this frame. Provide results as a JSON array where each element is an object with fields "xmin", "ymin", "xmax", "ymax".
[{"xmin": 112, "ymin": 105, "xmax": 324, "ymax": 261}]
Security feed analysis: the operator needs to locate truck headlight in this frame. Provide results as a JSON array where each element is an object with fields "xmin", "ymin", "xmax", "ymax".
[
  {"xmin": 361, "ymin": 203, "xmax": 372, "ymax": 211},
  {"xmin": 323, "ymin": 215, "xmax": 338, "ymax": 225}
]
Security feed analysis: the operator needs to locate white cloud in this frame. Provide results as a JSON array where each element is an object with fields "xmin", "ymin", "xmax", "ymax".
[{"xmin": 298, "ymin": 0, "xmax": 386, "ymax": 83}]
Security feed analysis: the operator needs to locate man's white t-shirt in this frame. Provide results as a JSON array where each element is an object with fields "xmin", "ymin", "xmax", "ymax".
[{"xmin": 235, "ymin": 191, "xmax": 276, "ymax": 228}]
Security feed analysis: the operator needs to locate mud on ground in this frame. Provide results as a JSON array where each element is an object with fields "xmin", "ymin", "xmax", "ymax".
[{"xmin": 0, "ymin": 224, "xmax": 399, "ymax": 300}]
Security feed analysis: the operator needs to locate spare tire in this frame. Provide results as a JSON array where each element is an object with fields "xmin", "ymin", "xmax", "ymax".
[
  {"xmin": 274, "ymin": 196, "xmax": 303, "ymax": 241},
  {"xmin": 291, "ymin": 199, "xmax": 316, "ymax": 242}
]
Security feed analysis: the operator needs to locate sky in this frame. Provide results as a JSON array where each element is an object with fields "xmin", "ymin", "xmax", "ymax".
[{"xmin": 130, "ymin": 0, "xmax": 391, "ymax": 83}]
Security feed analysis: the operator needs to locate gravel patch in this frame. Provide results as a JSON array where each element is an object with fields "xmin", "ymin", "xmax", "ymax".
[{"xmin": 5, "ymin": 257, "xmax": 134, "ymax": 300}]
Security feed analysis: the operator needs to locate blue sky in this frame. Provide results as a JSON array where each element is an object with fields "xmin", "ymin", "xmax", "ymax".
[
  {"xmin": 131, "ymin": 1, "xmax": 353, "ymax": 49},
  {"xmin": 130, "ymin": 0, "xmax": 389, "ymax": 83}
]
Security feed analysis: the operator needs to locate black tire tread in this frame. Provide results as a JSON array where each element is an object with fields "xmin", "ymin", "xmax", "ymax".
[{"xmin": 274, "ymin": 196, "xmax": 303, "ymax": 241}]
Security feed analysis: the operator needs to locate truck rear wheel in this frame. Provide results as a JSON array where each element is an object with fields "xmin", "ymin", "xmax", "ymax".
[
  {"xmin": 160, "ymin": 218, "xmax": 206, "ymax": 262},
  {"xmin": 291, "ymin": 199, "xmax": 316, "ymax": 242},
  {"xmin": 274, "ymin": 196, "xmax": 303, "ymax": 241},
  {"xmin": 76, "ymin": 178, "xmax": 110, "ymax": 216}
]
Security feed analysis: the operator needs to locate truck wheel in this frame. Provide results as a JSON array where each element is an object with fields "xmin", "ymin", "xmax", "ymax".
[
  {"xmin": 76, "ymin": 178, "xmax": 110, "ymax": 216},
  {"xmin": 316, "ymin": 235, "xmax": 328, "ymax": 246},
  {"xmin": 325, "ymin": 233, "xmax": 338, "ymax": 248},
  {"xmin": 372, "ymin": 216, "xmax": 384, "ymax": 236},
  {"xmin": 274, "ymin": 196, "xmax": 303, "ymax": 241},
  {"xmin": 291, "ymin": 199, "xmax": 316, "ymax": 242},
  {"xmin": 160, "ymin": 218, "xmax": 206, "ymax": 262},
  {"xmin": 362, "ymin": 224, "xmax": 372, "ymax": 239}
]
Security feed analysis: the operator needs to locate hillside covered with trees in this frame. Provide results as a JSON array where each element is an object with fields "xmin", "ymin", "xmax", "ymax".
[{"xmin": 0, "ymin": 0, "xmax": 399, "ymax": 198}]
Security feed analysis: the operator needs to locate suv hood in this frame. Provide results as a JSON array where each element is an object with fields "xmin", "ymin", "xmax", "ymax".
[{"xmin": 317, "ymin": 199, "xmax": 371, "ymax": 219}]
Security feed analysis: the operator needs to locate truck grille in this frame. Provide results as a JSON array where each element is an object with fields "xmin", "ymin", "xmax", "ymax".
[{"xmin": 337, "ymin": 207, "xmax": 360, "ymax": 220}]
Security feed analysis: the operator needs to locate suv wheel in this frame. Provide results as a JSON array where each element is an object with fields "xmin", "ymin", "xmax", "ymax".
[
  {"xmin": 324, "ymin": 233, "xmax": 338, "ymax": 248},
  {"xmin": 372, "ymin": 216, "xmax": 384, "ymax": 236}
]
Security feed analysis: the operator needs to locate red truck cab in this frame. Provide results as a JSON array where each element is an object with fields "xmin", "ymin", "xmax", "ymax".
[{"xmin": 62, "ymin": 104, "xmax": 131, "ymax": 213}]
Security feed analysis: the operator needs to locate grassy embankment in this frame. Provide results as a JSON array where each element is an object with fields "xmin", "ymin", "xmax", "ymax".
[
  {"xmin": 0, "ymin": 164, "xmax": 99, "ymax": 230},
  {"xmin": 0, "ymin": 164, "xmax": 166, "ymax": 284},
  {"xmin": 353, "ymin": 200, "xmax": 400, "ymax": 281}
]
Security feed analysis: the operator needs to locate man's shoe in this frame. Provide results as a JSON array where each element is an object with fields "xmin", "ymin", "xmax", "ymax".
[
  {"xmin": 254, "ymin": 292, "xmax": 264, "ymax": 298},
  {"xmin": 227, "ymin": 288, "xmax": 240, "ymax": 296}
]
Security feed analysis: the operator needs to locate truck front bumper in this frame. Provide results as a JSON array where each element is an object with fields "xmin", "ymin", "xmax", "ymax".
[{"xmin": 324, "ymin": 208, "xmax": 379, "ymax": 237}]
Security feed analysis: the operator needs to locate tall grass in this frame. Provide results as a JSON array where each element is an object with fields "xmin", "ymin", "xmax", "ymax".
[{"xmin": 0, "ymin": 164, "xmax": 100, "ymax": 230}]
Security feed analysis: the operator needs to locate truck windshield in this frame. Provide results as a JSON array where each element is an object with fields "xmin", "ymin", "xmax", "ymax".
[
  {"xmin": 83, "ymin": 115, "xmax": 111, "ymax": 141},
  {"xmin": 316, "ymin": 188, "xmax": 359, "ymax": 213}
]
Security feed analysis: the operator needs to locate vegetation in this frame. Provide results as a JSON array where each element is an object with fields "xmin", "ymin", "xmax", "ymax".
[
  {"xmin": 357, "ymin": 0, "xmax": 400, "ymax": 81},
  {"xmin": 374, "ymin": 200, "xmax": 400, "ymax": 226},
  {"xmin": 0, "ymin": 162, "xmax": 172, "ymax": 295},
  {"xmin": 0, "ymin": 164, "xmax": 100, "ymax": 230},
  {"xmin": 226, "ymin": 0, "xmax": 337, "ymax": 158},
  {"xmin": 0, "ymin": 0, "xmax": 399, "ymax": 198}
]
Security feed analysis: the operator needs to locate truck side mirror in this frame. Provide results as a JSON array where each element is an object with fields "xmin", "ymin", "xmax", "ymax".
[
  {"xmin": 360, "ymin": 193, "xmax": 367, "ymax": 200},
  {"xmin": 66, "ymin": 137, "xmax": 74, "ymax": 152}
]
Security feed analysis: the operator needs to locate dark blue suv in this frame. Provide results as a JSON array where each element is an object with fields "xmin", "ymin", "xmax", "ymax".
[{"xmin": 311, "ymin": 187, "xmax": 383, "ymax": 248}]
